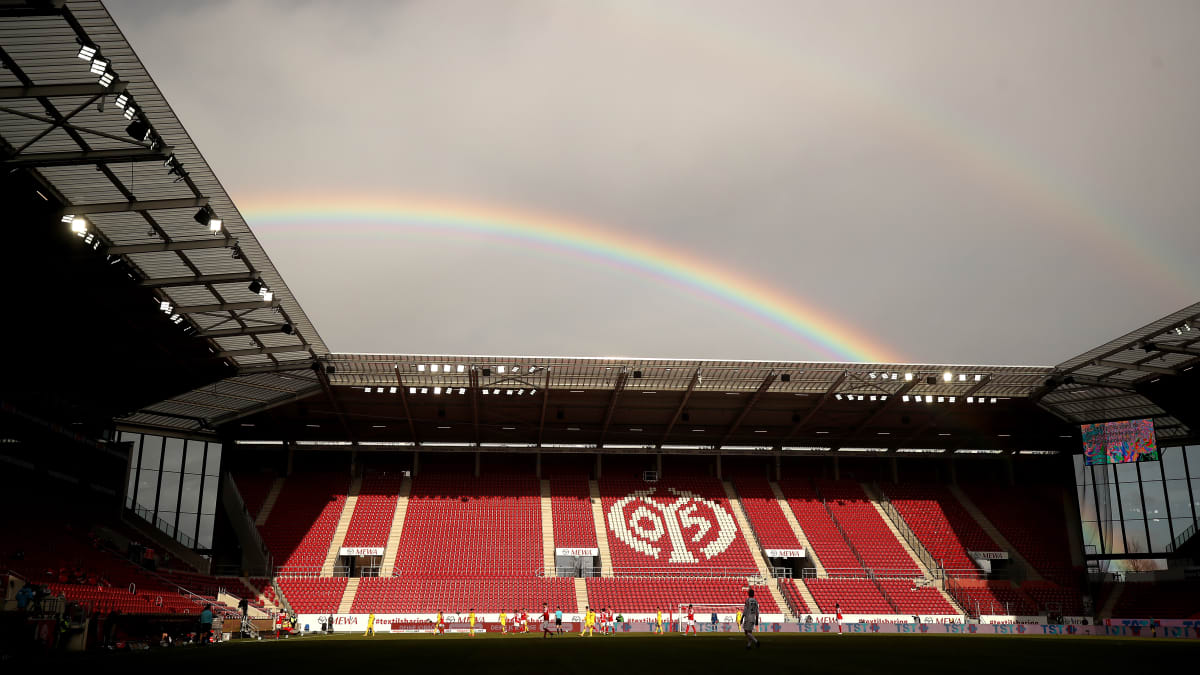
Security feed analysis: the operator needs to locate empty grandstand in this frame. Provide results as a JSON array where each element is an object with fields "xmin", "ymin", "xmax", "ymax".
[{"xmin": 1, "ymin": 0, "xmax": 1198, "ymax": 657}]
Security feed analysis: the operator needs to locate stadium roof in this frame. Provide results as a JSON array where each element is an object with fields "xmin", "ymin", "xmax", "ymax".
[
  {"xmin": 0, "ymin": 0, "xmax": 326, "ymax": 374},
  {"xmin": 3, "ymin": 2, "xmax": 1195, "ymax": 452}
]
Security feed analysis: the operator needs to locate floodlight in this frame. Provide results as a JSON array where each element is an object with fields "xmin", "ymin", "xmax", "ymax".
[
  {"xmin": 904, "ymin": 373, "xmax": 913, "ymax": 381},
  {"xmin": 943, "ymin": 372, "xmax": 953, "ymax": 382},
  {"xmin": 431, "ymin": 364, "xmax": 439, "ymax": 373},
  {"xmin": 281, "ymin": 323, "xmax": 293, "ymax": 334},
  {"xmin": 506, "ymin": 389, "xmax": 513, "ymax": 395},
  {"xmin": 389, "ymin": 387, "xmax": 397, "ymax": 394},
  {"xmin": 529, "ymin": 389, "xmax": 536, "ymax": 395},
  {"xmin": 966, "ymin": 397, "xmax": 974, "ymax": 403},
  {"xmin": 835, "ymin": 394, "xmax": 843, "ymax": 400},
  {"xmin": 958, "ymin": 374, "xmax": 966, "ymax": 382},
  {"xmin": 492, "ymin": 389, "xmax": 499, "ymax": 395},
  {"xmin": 261, "ymin": 291, "xmax": 273, "ymax": 302},
  {"xmin": 409, "ymin": 387, "xmax": 417, "ymax": 394},
  {"xmin": 123, "ymin": 105, "xmax": 138, "ymax": 121},
  {"xmin": 70, "ymin": 217, "xmax": 87, "ymax": 233},
  {"xmin": 248, "ymin": 280, "xmax": 263, "ymax": 294},
  {"xmin": 433, "ymin": 387, "xmax": 442, "ymax": 395},
  {"xmin": 125, "ymin": 119, "xmax": 150, "ymax": 141},
  {"xmin": 458, "ymin": 388, "xmax": 466, "ymax": 394},
  {"xmin": 417, "ymin": 364, "xmax": 426, "ymax": 371},
  {"xmin": 77, "ymin": 45, "xmax": 97, "ymax": 60},
  {"xmin": 98, "ymin": 71, "xmax": 114, "ymax": 88},
  {"xmin": 989, "ymin": 398, "xmax": 997, "ymax": 403},
  {"xmin": 160, "ymin": 301, "xmax": 172, "ymax": 313},
  {"xmin": 949, "ymin": 397, "xmax": 956, "ymax": 403},
  {"xmin": 497, "ymin": 366, "xmax": 506, "ymax": 374},
  {"xmin": 974, "ymin": 374, "xmax": 982, "ymax": 381},
  {"xmin": 194, "ymin": 208, "xmax": 212, "ymax": 226},
  {"xmin": 114, "ymin": 93, "xmax": 129, "ymax": 109},
  {"xmin": 89, "ymin": 58, "xmax": 108, "ymax": 75},
  {"xmin": 457, "ymin": 365, "xmax": 465, "ymax": 373},
  {"xmin": 208, "ymin": 218, "xmax": 222, "ymax": 232}
]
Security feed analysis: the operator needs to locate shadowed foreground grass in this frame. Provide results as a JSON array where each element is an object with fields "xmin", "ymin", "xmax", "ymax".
[{"xmin": 62, "ymin": 632, "xmax": 1199, "ymax": 674}]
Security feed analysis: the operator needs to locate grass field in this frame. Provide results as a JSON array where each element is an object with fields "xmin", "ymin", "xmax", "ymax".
[{"xmin": 59, "ymin": 632, "xmax": 1200, "ymax": 674}]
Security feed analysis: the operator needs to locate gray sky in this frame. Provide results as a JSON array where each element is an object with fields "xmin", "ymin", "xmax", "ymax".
[{"xmin": 105, "ymin": 0, "xmax": 1200, "ymax": 364}]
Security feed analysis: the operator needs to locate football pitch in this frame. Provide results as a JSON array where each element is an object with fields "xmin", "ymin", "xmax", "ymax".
[{"xmin": 62, "ymin": 632, "xmax": 1198, "ymax": 674}]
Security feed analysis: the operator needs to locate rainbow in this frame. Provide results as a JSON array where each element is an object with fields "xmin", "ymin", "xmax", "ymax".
[
  {"xmin": 241, "ymin": 196, "xmax": 903, "ymax": 363},
  {"xmin": 609, "ymin": 3, "xmax": 1198, "ymax": 297}
]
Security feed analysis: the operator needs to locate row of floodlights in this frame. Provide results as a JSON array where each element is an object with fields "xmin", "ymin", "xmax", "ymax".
[
  {"xmin": 869, "ymin": 372, "xmax": 984, "ymax": 382},
  {"xmin": 834, "ymin": 393, "xmax": 998, "ymax": 403},
  {"xmin": 416, "ymin": 363, "xmax": 539, "ymax": 376},
  {"xmin": 77, "ymin": 44, "xmax": 190, "ymax": 184},
  {"xmin": 364, "ymin": 386, "xmax": 538, "ymax": 396}
]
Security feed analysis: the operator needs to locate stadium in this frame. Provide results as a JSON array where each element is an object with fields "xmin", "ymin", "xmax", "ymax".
[{"xmin": 1, "ymin": 0, "xmax": 1198, "ymax": 670}]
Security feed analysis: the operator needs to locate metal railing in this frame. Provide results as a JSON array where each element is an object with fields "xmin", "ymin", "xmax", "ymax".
[
  {"xmin": 874, "ymin": 484, "xmax": 944, "ymax": 580},
  {"xmin": 812, "ymin": 480, "xmax": 898, "ymax": 614},
  {"xmin": 609, "ymin": 566, "xmax": 762, "ymax": 578},
  {"xmin": 1171, "ymin": 521, "xmax": 1197, "ymax": 551}
]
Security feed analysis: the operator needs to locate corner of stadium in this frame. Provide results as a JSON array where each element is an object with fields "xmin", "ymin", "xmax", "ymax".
[{"xmin": 1, "ymin": 1, "xmax": 1198, "ymax": 671}]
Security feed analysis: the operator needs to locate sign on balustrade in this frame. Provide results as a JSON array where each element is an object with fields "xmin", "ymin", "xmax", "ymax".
[{"xmin": 340, "ymin": 547, "xmax": 384, "ymax": 557}]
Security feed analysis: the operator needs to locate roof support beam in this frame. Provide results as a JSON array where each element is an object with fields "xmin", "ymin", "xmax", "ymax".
[
  {"xmin": 197, "ymin": 323, "xmax": 291, "ymax": 338},
  {"xmin": 235, "ymin": 360, "xmax": 316, "ymax": 376},
  {"xmin": 210, "ymin": 385, "xmax": 323, "ymax": 427},
  {"xmin": 1141, "ymin": 342, "xmax": 1200, "ymax": 357},
  {"xmin": 537, "ymin": 367, "xmax": 552, "ymax": 447},
  {"xmin": 658, "ymin": 369, "xmax": 701, "ymax": 448},
  {"xmin": 1092, "ymin": 359, "xmax": 1179, "ymax": 376},
  {"xmin": 141, "ymin": 272, "xmax": 257, "ymax": 288},
  {"xmin": 0, "ymin": 81, "xmax": 126, "ymax": 99},
  {"xmin": 901, "ymin": 376, "xmax": 991, "ymax": 442},
  {"xmin": 719, "ymin": 371, "xmax": 775, "ymax": 445},
  {"xmin": 316, "ymin": 364, "xmax": 355, "ymax": 444},
  {"xmin": 173, "ymin": 299, "xmax": 279, "ymax": 314},
  {"xmin": 217, "ymin": 345, "xmax": 310, "ymax": 358},
  {"xmin": 106, "ymin": 238, "xmax": 238, "ymax": 255},
  {"xmin": 394, "ymin": 366, "xmax": 420, "ymax": 446},
  {"xmin": 65, "ymin": 197, "xmax": 208, "ymax": 215},
  {"xmin": 782, "ymin": 371, "xmax": 848, "ymax": 441},
  {"xmin": 1, "ymin": 146, "xmax": 172, "ymax": 168},
  {"xmin": 469, "ymin": 366, "xmax": 481, "ymax": 446},
  {"xmin": 848, "ymin": 379, "xmax": 919, "ymax": 438},
  {"xmin": 597, "ymin": 369, "xmax": 629, "ymax": 446}
]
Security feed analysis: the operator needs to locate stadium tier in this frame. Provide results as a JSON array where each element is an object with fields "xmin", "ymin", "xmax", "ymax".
[
  {"xmin": 961, "ymin": 483, "xmax": 1079, "ymax": 586},
  {"xmin": 731, "ymin": 477, "xmax": 803, "ymax": 549},
  {"xmin": 881, "ymin": 483, "xmax": 998, "ymax": 573},
  {"xmin": 392, "ymin": 473, "xmax": 543, "ymax": 577},
  {"xmin": 800, "ymin": 578, "xmax": 894, "ymax": 614},
  {"xmin": 261, "ymin": 473, "xmax": 351, "ymax": 573},
  {"xmin": 341, "ymin": 471, "xmax": 405, "ymax": 549},
  {"xmin": 349, "ymin": 577, "xmax": 577, "ymax": 614},
  {"xmin": 232, "ymin": 471, "xmax": 275, "ymax": 521},
  {"xmin": 816, "ymin": 480, "xmax": 923, "ymax": 576},
  {"xmin": 777, "ymin": 479, "xmax": 864, "ymax": 572},
  {"xmin": 946, "ymin": 579, "xmax": 1037, "ymax": 616},
  {"xmin": 599, "ymin": 473, "xmax": 758, "ymax": 575},
  {"xmin": 875, "ymin": 579, "xmax": 957, "ymax": 615},
  {"xmin": 1109, "ymin": 581, "xmax": 1200, "ymax": 619},
  {"xmin": 548, "ymin": 475, "xmax": 598, "ymax": 549},
  {"xmin": 277, "ymin": 577, "xmax": 348, "ymax": 614},
  {"xmin": 584, "ymin": 578, "xmax": 780, "ymax": 614}
]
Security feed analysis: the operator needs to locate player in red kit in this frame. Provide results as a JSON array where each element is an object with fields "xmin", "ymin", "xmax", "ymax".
[
  {"xmin": 541, "ymin": 603, "xmax": 553, "ymax": 638},
  {"xmin": 685, "ymin": 604, "xmax": 697, "ymax": 636}
]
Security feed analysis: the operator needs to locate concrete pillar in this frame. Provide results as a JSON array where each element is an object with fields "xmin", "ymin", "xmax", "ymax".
[
  {"xmin": 656, "ymin": 453, "xmax": 662, "ymax": 476},
  {"xmin": 535, "ymin": 451, "xmax": 542, "ymax": 479},
  {"xmin": 1005, "ymin": 456, "xmax": 1015, "ymax": 486},
  {"xmin": 775, "ymin": 453, "xmax": 781, "ymax": 481},
  {"xmin": 890, "ymin": 457, "xmax": 899, "ymax": 484},
  {"xmin": 947, "ymin": 457, "xmax": 956, "ymax": 485},
  {"xmin": 474, "ymin": 451, "xmax": 481, "ymax": 478},
  {"xmin": 832, "ymin": 456, "xmax": 840, "ymax": 481},
  {"xmin": 350, "ymin": 449, "xmax": 358, "ymax": 477},
  {"xmin": 716, "ymin": 455, "xmax": 722, "ymax": 480},
  {"xmin": 286, "ymin": 441, "xmax": 294, "ymax": 476},
  {"xmin": 595, "ymin": 453, "xmax": 602, "ymax": 480},
  {"xmin": 413, "ymin": 451, "xmax": 419, "ymax": 477}
]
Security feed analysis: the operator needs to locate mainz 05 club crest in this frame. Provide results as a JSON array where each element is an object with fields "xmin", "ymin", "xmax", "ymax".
[{"xmin": 606, "ymin": 487, "xmax": 737, "ymax": 562}]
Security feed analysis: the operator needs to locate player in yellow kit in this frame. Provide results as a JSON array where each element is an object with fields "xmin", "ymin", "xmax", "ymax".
[
  {"xmin": 655, "ymin": 607, "xmax": 664, "ymax": 635},
  {"xmin": 736, "ymin": 608, "xmax": 742, "ymax": 628},
  {"xmin": 499, "ymin": 609, "xmax": 508, "ymax": 634},
  {"xmin": 364, "ymin": 612, "xmax": 375, "ymax": 637},
  {"xmin": 436, "ymin": 610, "xmax": 444, "ymax": 636},
  {"xmin": 468, "ymin": 609, "xmax": 476, "ymax": 637},
  {"xmin": 580, "ymin": 606, "xmax": 595, "ymax": 637}
]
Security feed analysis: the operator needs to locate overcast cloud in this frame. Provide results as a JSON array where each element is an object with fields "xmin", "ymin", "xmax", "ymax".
[{"xmin": 104, "ymin": 0, "xmax": 1200, "ymax": 364}]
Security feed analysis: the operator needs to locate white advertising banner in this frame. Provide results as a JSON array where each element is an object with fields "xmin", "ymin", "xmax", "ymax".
[
  {"xmin": 555, "ymin": 548, "xmax": 599, "ymax": 557},
  {"xmin": 764, "ymin": 548, "xmax": 806, "ymax": 558},
  {"xmin": 968, "ymin": 551, "xmax": 1009, "ymax": 560},
  {"xmin": 339, "ymin": 547, "xmax": 384, "ymax": 557}
]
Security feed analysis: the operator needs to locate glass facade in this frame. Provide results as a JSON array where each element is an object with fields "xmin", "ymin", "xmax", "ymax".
[
  {"xmin": 1074, "ymin": 445, "xmax": 1199, "ymax": 556},
  {"xmin": 121, "ymin": 431, "xmax": 221, "ymax": 550}
]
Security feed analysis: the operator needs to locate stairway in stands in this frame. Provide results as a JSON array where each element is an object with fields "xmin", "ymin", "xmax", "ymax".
[
  {"xmin": 378, "ymin": 476, "xmax": 412, "ymax": 577},
  {"xmin": 588, "ymin": 479, "xmax": 615, "ymax": 577},
  {"xmin": 255, "ymin": 477, "xmax": 286, "ymax": 527},
  {"xmin": 948, "ymin": 485, "xmax": 1043, "ymax": 581},
  {"xmin": 323, "ymin": 475, "xmax": 363, "ymax": 575},
  {"xmin": 338, "ymin": 577, "xmax": 360, "ymax": 614},
  {"xmin": 573, "ymin": 578, "xmax": 589, "ymax": 615},
  {"xmin": 540, "ymin": 479, "xmax": 556, "ymax": 576},
  {"xmin": 860, "ymin": 482, "xmax": 933, "ymax": 578},
  {"xmin": 769, "ymin": 481, "xmax": 826, "ymax": 576},
  {"xmin": 722, "ymin": 480, "xmax": 792, "ymax": 620}
]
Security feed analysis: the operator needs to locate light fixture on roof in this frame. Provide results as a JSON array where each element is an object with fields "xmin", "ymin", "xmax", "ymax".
[
  {"xmin": 512, "ymin": 365, "xmax": 521, "ymax": 373},
  {"xmin": 528, "ymin": 389, "xmax": 536, "ymax": 395},
  {"xmin": 459, "ymin": 388, "xmax": 466, "ymax": 395},
  {"xmin": 869, "ymin": 372, "xmax": 877, "ymax": 379},
  {"xmin": 389, "ymin": 387, "xmax": 397, "ymax": 394},
  {"xmin": 835, "ymin": 394, "xmax": 843, "ymax": 400},
  {"xmin": 420, "ymin": 388, "xmax": 428, "ymax": 394},
  {"xmin": 159, "ymin": 301, "xmax": 172, "ymax": 313},
  {"xmin": 457, "ymin": 365, "xmax": 465, "ymax": 373},
  {"xmin": 506, "ymin": 389, "xmax": 513, "ymax": 395},
  {"xmin": 974, "ymin": 374, "xmax": 983, "ymax": 381},
  {"xmin": 904, "ymin": 373, "xmax": 913, "ymax": 381},
  {"xmin": 966, "ymin": 396, "xmax": 974, "ymax": 403},
  {"xmin": 248, "ymin": 279, "xmax": 263, "ymax": 294},
  {"xmin": 123, "ymin": 105, "xmax": 138, "ymax": 121},
  {"xmin": 943, "ymin": 371, "xmax": 953, "ymax": 382},
  {"xmin": 989, "ymin": 397, "xmax": 997, "ymax": 404},
  {"xmin": 409, "ymin": 387, "xmax": 417, "ymax": 394},
  {"xmin": 77, "ymin": 45, "xmax": 97, "ymax": 60},
  {"xmin": 69, "ymin": 216, "xmax": 87, "ymax": 234},
  {"xmin": 97, "ymin": 70, "xmax": 114, "ymax": 88},
  {"xmin": 114, "ymin": 93, "xmax": 129, "ymax": 109},
  {"xmin": 497, "ymin": 366, "xmax": 506, "ymax": 374},
  {"xmin": 902, "ymin": 395, "xmax": 910, "ymax": 402},
  {"xmin": 517, "ymin": 389, "xmax": 525, "ymax": 395},
  {"xmin": 433, "ymin": 387, "xmax": 442, "ymax": 395},
  {"xmin": 492, "ymin": 389, "xmax": 499, "ymax": 395},
  {"xmin": 431, "ymin": 364, "xmax": 439, "ymax": 373},
  {"xmin": 481, "ymin": 389, "xmax": 489, "ymax": 395},
  {"xmin": 417, "ymin": 364, "xmax": 426, "ymax": 371},
  {"xmin": 89, "ymin": 58, "xmax": 108, "ymax": 75},
  {"xmin": 958, "ymin": 374, "xmax": 967, "ymax": 382},
  {"xmin": 125, "ymin": 119, "xmax": 150, "ymax": 141}
]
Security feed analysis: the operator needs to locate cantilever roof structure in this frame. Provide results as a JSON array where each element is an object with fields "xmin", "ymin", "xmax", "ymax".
[{"xmin": 0, "ymin": 0, "xmax": 325, "ymax": 373}]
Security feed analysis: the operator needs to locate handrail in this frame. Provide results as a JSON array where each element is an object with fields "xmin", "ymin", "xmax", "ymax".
[
  {"xmin": 1171, "ymin": 521, "xmax": 1197, "ymax": 551},
  {"xmin": 226, "ymin": 473, "xmax": 274, "ymax": 573},
  {"xmin": 813, "ymin": 480, "xmax": 898, "ymax": 614},
  {"xmin": 873, "ymin": 483, "xmax": 944, "ymax": 580}
]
